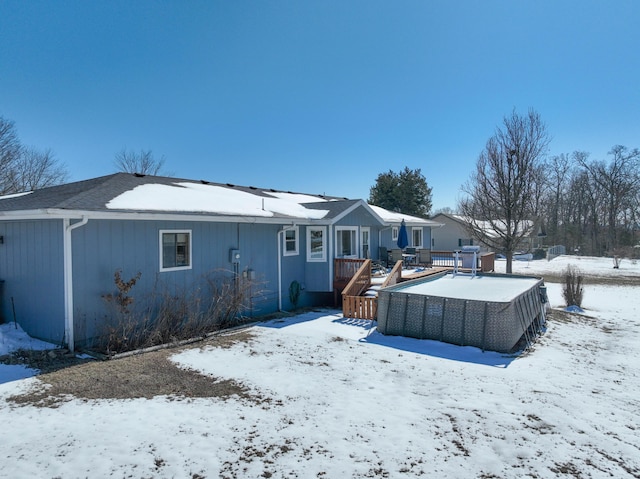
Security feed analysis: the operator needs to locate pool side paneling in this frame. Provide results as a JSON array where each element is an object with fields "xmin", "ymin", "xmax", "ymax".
[{"xmin": 377, "ymin": 274, "xmax": 545, "ymax": 353}]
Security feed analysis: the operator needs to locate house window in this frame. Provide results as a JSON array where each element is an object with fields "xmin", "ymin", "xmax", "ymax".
[
  {"xmin": 283, "ymin": 227, "xmax": 299, "ymax": 256},
  {"xmin": 392, "ymin": 226, "xmax": 398, "ymax": 241},
  {"xmin": 307, "ymin": 226, "xmax": 326, "ymax": 262},
  {"xmin": 160, "ymin": 230, "xmax": 192, "ymax": 272},
  {"xmin": 412, "ymin": 228, "xmax": 423, "ymax": 248},
  {"xmin": 458, "ymin": 238, "xmax": 474, "ymax": 247},
  {"xmin": 336, "ymin": 227, "xmax": 357, "ymax": 257}
]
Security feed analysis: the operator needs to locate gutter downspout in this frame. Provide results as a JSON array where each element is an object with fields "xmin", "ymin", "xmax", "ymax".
[{"xmin": 63, "ymin": 216, "xmax": 88, "ymax": 353}]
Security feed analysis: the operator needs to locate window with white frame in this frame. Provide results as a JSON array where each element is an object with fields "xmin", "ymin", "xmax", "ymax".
[
  {"xmin": 392, "ymin": 226, "xmax": 398, "ymax": 241},
  {"xmin": 336, "ymin": 227, "xmax": 358, "ymax": 257},
  {"xmin": 307, "ymin": 226, "xmax": 326, "ymax": 262},
  {"xmin": 283, "ymin": 227, "xmax": 299, "ymax": 256},
  {"xmin": 160, "ymin": 230, "xmax": 192, "ymax": 272},
  {"xmin": 412, "ymin": 228, "xmax": 423, "ymax": 248}
]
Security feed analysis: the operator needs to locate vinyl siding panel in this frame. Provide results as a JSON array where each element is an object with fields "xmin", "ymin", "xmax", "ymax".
[
  {"xmin": 335, "ymin": 207, "xmax": 381, "ymax": 227},
  {"xmin": 70, "ymin": 219, "xmax": 310, "ymax": 344},
  {"xmin": 431, "ymin": 217, "xmax": 470, "ymax": 251},
  {"xmin": 0, "ymin": 220, "xmax": 65, "ymax": 343}
]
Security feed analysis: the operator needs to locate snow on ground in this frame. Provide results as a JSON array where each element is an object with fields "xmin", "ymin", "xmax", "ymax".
[
  {"xmin": 495, "ymin": 253, "xmax": 640, "ymax": 277},
  {"xmin": 0, "ymin": 257, "xmax": 639, "ymax": 478},
  {"xmin": 0, "ymin": 323, "xmax": 56, "ymax": 383}
]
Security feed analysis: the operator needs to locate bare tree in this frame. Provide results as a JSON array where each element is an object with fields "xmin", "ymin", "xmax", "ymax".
[
  {"xmin": 459, "ymin": 109, "xmax": 550, "ymax": 273},
  {"xmin": 9, "ymin": 147, "xmax": 69, "ymax": 192},
  {"xmin": 542, "ymin": 153, "xmax": 573, "ymax": 246},
  {"xmin": 576, "ymin": 145, "xmax": 640, "ymax": 253},
  {"xmin": 114, "ymin": 148, "xmax": 167, "ymax": 175},
  {"xmin": 1, "ymin": 116, "xmax": 69, "ymax": 194},
  {"xmin": 0, "ymin": 116, "xmax": 22, "ymax": 194}
]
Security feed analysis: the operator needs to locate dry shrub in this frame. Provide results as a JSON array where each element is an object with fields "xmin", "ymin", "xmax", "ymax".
[
  {"xmin": 99, "ymin": 270, "xmax": 263, "ymax": 355},
  {"xmin": 562, "ymin": 265, "xmax": 584, "ymax": 308}
]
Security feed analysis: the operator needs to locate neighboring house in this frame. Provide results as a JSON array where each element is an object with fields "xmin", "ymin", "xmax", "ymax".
[
  {"xmin": 430, "ymin": 213, "xmax": 479, "ymax": 251},
  {"xmin": 369, "ymin": 205, "xmax": 439, "ymax": 256},
  {"xmin": 430, "ymin": 213, "xmax": 536, "ymax": 253},
  {"xmin": 0, "ymin": 173, "xmax": 439, "ymax": 350}
]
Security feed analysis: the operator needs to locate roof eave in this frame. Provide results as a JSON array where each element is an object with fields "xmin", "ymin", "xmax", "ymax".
[
  {"xmin": 330, "ymin": 200, "xmax": 387, "ymax": 226},
  {"xmin": 0, "ymin": 208, "xmax": 331, "ymax": 225}
]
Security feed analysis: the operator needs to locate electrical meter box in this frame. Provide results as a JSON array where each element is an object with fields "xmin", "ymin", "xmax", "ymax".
[{"xmin": 229, "ymin": 249, "xmax": 241, "ymax": 263}]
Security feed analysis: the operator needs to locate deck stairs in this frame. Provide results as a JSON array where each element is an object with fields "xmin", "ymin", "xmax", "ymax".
[
  {"xmin": 335, "ymin": 258, "xmax": 455, "ymax": 321},
  {"xmin": 338, "ymin": 259, "xmax": 403, "ymax": 320}
]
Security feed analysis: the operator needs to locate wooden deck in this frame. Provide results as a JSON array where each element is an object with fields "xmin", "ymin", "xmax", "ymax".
[
  {"xmin": 399, "ymin": 266, "xmax": 450, "ymax": 282},
  {"xmin": 336, "ymin": 252, "xmax": 495, "ymax": 321},
  {"xmin": 338, "ymin": 259, "xmax": 450, "ymax": 321}
]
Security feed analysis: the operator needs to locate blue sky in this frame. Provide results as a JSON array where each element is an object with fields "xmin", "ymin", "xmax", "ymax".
[{"xmin": 1, "ymin": 1, "xmax": 638, "ymax": 212}]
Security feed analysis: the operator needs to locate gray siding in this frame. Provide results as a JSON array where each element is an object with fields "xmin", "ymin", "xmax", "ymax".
[
  {"xmin": 379, "ymin": 226, "xmax": 432, "ymax": 251},
  {"xmin": 71, "ymin": 219, "xmax": 298, "ymax": 344},
  {"xmin": 379, "ymin": 225, "xmax": 433, "ymax": 264},
  {"xmin": 431, "ymin": 215, "xmax": 474, "ymax": 251},
  {"xmin": 335, "ymin": 207, "xmax": 381, "ymax": 227},
  {"xmin": 0, "ymin": 220, "xmax": 65, "ymax": 343}
]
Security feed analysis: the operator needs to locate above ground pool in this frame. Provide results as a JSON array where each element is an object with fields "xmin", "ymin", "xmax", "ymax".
[{"xmin": 376, "ymin": 272, "xmax": 547, "ymax": 353}]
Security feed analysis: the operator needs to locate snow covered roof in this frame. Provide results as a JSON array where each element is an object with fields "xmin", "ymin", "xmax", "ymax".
[
  {"xmin": 369, "ymin": 204, "xmax": 442, "ymax": 227},
  {"xmin": 0, "ymin": 173, "xmax": 438, "ymax": 227},
  {"xmin": 435, "ymin": 213, "xmax": 534, "ymax": 237}
]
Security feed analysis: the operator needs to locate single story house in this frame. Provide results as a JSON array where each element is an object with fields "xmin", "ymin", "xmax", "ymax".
[
  {"xmin": 0, "ymin": 173, "xmax": 440, "ymax": 350},
  {"xmin": 430, "ymin": 213, "xmax": 536, "ymax": 253},
  {"xmin": 430, "ymin": 213, "xmax": 481, "ymax": 251}
]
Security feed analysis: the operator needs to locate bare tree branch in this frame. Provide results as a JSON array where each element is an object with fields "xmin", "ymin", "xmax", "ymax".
[
  {"xmin": 114, "ymin": 149, "xmax": 168, "ymax": 176},
  {"xmin": 459, "ymin": 109, "xmax": 550, "ymax": 273},
  {"xmin": 0, "ymin": 116, "xmax": 22, "ymax": 194},
  {"xmin": 9, "ymin": 147, "xmax": 69, "ymax": 192}
]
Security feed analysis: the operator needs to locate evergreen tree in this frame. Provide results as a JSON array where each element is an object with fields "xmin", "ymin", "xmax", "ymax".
[{"xmin": 369, "ymin": 167, "xmax": 432, "ymax": 218}]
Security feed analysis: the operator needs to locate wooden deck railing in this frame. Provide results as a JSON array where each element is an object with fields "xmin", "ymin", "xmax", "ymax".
[
  {"xmin": 431, "ymin": 250, "xmax": 496, "ymax": 272},
  {"xmin": 341, "ymin": 260, "xmax": 404, "ymax": 321},
  {"xmin": 342, "ymin": 294, "xmax": 378, "ymax": 321},
  {"xmin": 340, "ymin": 259, "xmax": 375, "ymax": 320},
  {"xmin": 380, "ymin": 260, "xmax": 403, "ymax": 289},
  {"xmin": 430, "ymin": 250, "xmax": 459, "ymax": 267},
  {"xmin": 334, "ymin": 258, "xmax": 367, "ymax": 283},
  {"xmin": 338, "ymin": 252, "xmax": 496, "ymax": 321},
  {"xmin": 333, "ymin": 258, "xmax": 368, "ymax": 305},
  {"xmin": 342, "ymin": 260, "xmax": 372, "ymax": 298}
]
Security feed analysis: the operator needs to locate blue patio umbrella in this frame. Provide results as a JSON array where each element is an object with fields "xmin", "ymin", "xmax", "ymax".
[{"xmin": 397, "ymin": 219, "xmax": 409, "ymax": 249}]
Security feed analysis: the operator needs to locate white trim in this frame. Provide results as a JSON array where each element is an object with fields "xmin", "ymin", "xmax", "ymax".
[
  {"xmin": 282, "ymin": 226, "xmax": 299, "ymax": 256},
  {"xmin": 159, "ymin": 229, "xmax": 193, "ymax": 272},
  {"xmin": 335, "ymin": 226, "xmax": 358, "ymax": 258},
  {"xmin": 0, "ymin": 209, "xmax": 329, "ymax": 225},
  {"xmin": 330, "ymin": 200, "xmax": 387, "ymax": 225},
  {"xmin": 392, "ymin": 226, "xmax": 399, "ymax": 241},
  {"xmin": 306, "ymin": 226, "xmax": 327, "ymax": 262}
]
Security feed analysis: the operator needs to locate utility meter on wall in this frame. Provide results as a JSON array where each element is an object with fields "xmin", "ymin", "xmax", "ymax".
[{"xmin": 230, "ymin": 249, "xmax": 241, "ymax": 263}]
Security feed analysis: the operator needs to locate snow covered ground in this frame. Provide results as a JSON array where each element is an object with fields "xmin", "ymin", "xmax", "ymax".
[
  {"xmin": 0, "ymin": 256, "xmax": 639, "ymax": 478},
  {"xmin": 495, "ymin": 252, "xmax": 640, "ymax": 278}
]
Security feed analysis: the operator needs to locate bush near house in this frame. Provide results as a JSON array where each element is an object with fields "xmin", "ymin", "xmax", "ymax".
[{"xmin": 99, "ymin": 270, "xmax": 262, "ymax": 355}]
